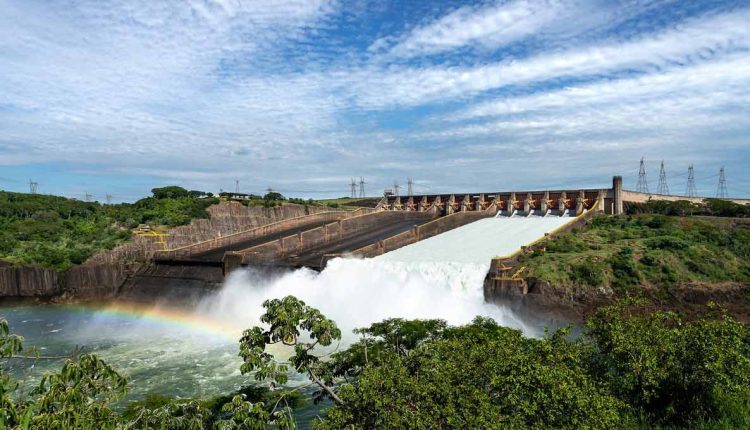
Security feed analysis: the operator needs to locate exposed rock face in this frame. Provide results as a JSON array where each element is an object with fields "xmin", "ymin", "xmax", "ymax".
[
  {"xmin": 0, "ymin": 263, "xmax": 135, "ymax": 301},
  {"xmin": 484, "ymin": 274, "xmax": 749, "ymax": 322},
  {"xmin": 0, "ymin": 266, "xmax": 61, "ymax": 297}
]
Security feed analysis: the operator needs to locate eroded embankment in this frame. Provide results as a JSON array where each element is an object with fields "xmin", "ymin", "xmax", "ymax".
[
  {"xmin": 485, "ymin": 277, "xmax": 750, "ymax": 323},
  {"xmin": 484, "ymin": 215, "xmax": 750, "ymax": 322}
]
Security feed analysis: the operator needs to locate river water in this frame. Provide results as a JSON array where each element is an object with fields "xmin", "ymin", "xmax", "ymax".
[{"xmin": 0, "ymin": 215, "xmax": 575, "ymax": 409}]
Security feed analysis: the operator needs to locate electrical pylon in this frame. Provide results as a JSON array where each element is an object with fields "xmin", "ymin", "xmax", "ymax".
[
  {"xmin": 685, "ymin": 165, "xmax": 698, "ymax": 197},
  {"xmin": 393, "ymin": 181, "xmax": 400, "ymax": 197},
  {"xmin": 657, "ymin": 161, "xmax": 669, "ymax": 195},
  {"xmin": 359, "ymin": 177, "xmax": 365, "ymax": 198},
  {"xmin": 636, "ymin": 157, "xmax": 649, "ymax": 193},
  {"xmin": 407, "ymin": 177, "xmax": 414, "ymax": 197},
  {"xmin": 716, "ymin": 167, "xmax": 728, "ymax": 198},
  {"xmin": 350, "ymin": 178, "xmax": 357, "ymax": 198}
]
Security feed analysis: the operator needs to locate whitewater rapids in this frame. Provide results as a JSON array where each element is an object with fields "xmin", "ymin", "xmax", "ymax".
[{"xmin": 200, "ymin": 214, "xmax": 577, "ymax": 339}]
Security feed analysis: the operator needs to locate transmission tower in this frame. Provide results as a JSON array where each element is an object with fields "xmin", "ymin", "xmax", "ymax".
[
  {"xmin": 359, "ymin": 177, "xmax": 365, "ymax": 198},
  {"xmin": 685, "ymin": 164, "xmax": 698, "ymax": 197},
  {"xmin": 716, "ymin": 167, "xmax": 728, "ymax": 198},
  {"xmin": 393, "ymin": 181, "xmax": 400, "ymax": 197},
  {"xmin": 350, "ymin": 178, "xmax": 357, "ymax": 198},
  {"xmin": 657, "ymin": 161, "xmax": 669, "ymax": 195},
  {"xmin": 407, "ymin": 177, "xmax": 414, "ymax": 197},
  {"xmin": 636, "ymin": 157, "xmax": 649, "ymax": 193},
  {"xmin": 84, "ymin": 192, "xmax": 93, "ymax": 202},
  {"xmin": 235, "ymin": 179, "xmax": 240, "ymax": 194},
  {"xmin": 105, "ymin": 194, "xmax": 112, "ymax": 205},
  {"xmin": 28, "ymin": 179, "xmax": 38, "ymax": 194}
]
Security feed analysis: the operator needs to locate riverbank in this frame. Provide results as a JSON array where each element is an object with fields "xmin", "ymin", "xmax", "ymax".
[{"xmin": 485, "ymin": 213, "xmax": 750, "ymax": 322}]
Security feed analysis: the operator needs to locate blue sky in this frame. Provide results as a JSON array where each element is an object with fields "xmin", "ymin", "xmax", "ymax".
[{"xmin": 1, "ymin": 0, "xmax": 749, "ymax": 201}]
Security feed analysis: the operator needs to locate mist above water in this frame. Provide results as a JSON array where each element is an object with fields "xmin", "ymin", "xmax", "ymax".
[{"xmin": 200, "ymin": 257, "xmax": 538, "ymax": 339}]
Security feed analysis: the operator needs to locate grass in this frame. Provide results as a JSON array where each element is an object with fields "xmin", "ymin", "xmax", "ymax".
[{"xmin": 520, "ymin": 214, "xmax": 750, "ymax": 291}]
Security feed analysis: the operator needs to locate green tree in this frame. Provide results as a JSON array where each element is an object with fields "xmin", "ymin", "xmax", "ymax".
[{"xmin": 151, "ymin": 186, "xmax": 189, "ymax": 199}]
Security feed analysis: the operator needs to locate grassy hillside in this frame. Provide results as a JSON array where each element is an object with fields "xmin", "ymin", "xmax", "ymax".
[
  {"xmin": 519, "ymin": 214, "xmax": 750, "ymax": 290},
  {"xmin": 0, "ymin": 187, "xmax": 218, "ymax": 270}
]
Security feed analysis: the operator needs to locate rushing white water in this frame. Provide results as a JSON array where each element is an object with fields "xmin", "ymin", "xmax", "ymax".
[
  {"xmin": 200, "ymin": 258, "xmax": 534, "ymax": 339},
  {"xmin": 380, "ymin": 213, "xmax": 575, "ymax": 264}
]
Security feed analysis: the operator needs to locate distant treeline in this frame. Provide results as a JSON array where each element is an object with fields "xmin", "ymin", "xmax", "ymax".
[
  {"xmin": 627, "ymin": 198, "xmax": 750, "ymax": 217},
  {"xmin": 0, "ymin": 186, "xmax": 218, "ymax": 270}
]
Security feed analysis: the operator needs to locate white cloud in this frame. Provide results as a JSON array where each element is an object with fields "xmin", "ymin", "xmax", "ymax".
[
  {"xmin": 350, "ymin": 9, "xmax": 750, "ymax": 108},
  {"xmin": 373, "ymin": 0, "xmax": 564, "ymax": 58}
]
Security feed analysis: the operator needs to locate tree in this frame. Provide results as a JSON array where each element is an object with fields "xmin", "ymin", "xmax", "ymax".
[
  {"xmin": 263, "ymin": 192, "xmax": 285, "ymax": 202},
  {"xmin": 151, "ymin": 186, "xmax": 189, "ymax": 199},
  {"xmin": 239, "ymin": 296, "xmax": 343, "ymax": 405}
]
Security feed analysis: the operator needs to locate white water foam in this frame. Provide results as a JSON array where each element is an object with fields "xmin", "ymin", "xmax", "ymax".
[
  {"xmin": 379, "ymin": 214, "xmax": 575, "ymax": 264},
  {"xmin": 200, "ymin": 215, "xmax": 577, "ymax": 339},
  {"xmin": 200, "ymin": 257, "xmax": 535, "ymax": 339}
]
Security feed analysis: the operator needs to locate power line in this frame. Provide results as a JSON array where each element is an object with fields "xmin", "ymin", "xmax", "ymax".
[
  {"xmin": 657, "ymin": 161, "xmax": 669, "ymax": 195},
  {"xmin": 636, "ymin": 157, "xmax": 649, "ymax": 193},
  {"xmin": 407, "ymin": 177, "xmax": 414, "ymax": 197},
  {"xmin": 717, "ymin": 167, "xmax": 728, "ymax": 198},
  {"xmin": 685, "ymin": 164, "xmax": 698, "ymax": 197},
  {"xmin": 359, "ymin": 177, "xmax": 365, "ymax": 198},
  {"xmin": 350, "ymin": 178, "xmax": 357, "ymax": 198}
]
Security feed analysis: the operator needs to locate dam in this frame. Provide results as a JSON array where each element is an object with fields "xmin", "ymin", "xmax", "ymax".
[{"xmin": 4, "ymin": 175, "xmax": 747, "ymax": 302}]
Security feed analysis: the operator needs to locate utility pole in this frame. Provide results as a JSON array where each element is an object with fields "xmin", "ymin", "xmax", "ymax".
[
  {"xmin": 636, "ymin": 157, "xmax": 649, "ymax": 193},
  {"xmin": 359, "ymin": 177, "xmax": 365, "ymax": 198},
  {"xmin": 407, "ymin": 177, "xmax": 414, "ymax": 197},
  {"xmin": 350, "ymin": 178, "xmax": 357, "ymax": 198},
  {"xmin": 657, "ymin": 161, "xmax": 669, "ymax": 195},
  {"xmin": 717, "ymin": 167, "xmax": 728, "ymax": 198},
  {"xmin": 29, "ymin": 179, "xmax": 38, "ymax": 194},
  {"xmin": 685, "ymin": 164, "xmax": 698, "ymax": 197},
  {"xmin": 105, "ymin": 194, "xmax": 112, "ymax": 205},
  {"xmin": 393, "ymin": 181, "xmax": 400, "ymax": 197}
]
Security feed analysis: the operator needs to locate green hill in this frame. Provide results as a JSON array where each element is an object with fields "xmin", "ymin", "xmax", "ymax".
[{"xmin": 0, "ymin": 187, "xmax": 218, "ymax": 270}]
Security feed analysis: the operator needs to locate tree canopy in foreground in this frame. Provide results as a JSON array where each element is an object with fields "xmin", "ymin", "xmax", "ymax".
[{"xmin": 1, "ymin": 297, "xmax": 749, "ymax": 429}]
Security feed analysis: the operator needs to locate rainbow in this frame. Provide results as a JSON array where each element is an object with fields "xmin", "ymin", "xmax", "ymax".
[{"xmin": 68, "ymin": 303, "xmax": 245, "ymax": 342}]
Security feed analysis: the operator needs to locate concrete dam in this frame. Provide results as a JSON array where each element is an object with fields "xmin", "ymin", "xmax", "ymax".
[
  {"xmin": 6, "ymin": 175, "xmax": 747, "ymax": 303},
  {"xmin": 112, "ymin": 175, "xmax": 750, "ymax": 302},
  {"xmin": 116, "ymin": 181, "xmax": 611, "ymax": 299}
]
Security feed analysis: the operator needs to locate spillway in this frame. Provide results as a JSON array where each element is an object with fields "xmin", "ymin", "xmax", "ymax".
[{"xmin": 378, "ymin": 213, "xmax": 575, "ymax": 264}]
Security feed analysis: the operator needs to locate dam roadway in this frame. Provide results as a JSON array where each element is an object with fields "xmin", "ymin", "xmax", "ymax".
[{"xmin": 190, "ymin": 218, "xmax": 334, "ymax": 262}]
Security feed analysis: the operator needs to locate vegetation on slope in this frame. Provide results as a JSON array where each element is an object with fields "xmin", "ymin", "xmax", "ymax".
[
  {"xmin": 0, "ymin": 187, "xmax": 218, "ymax": 270},
  {"xmin": 2, "ymin": 297, "xmax": 750, "ymax": 429},
  {"xmin": 518, "ymin": 213, "xmax": 750, "ymax": 290}
]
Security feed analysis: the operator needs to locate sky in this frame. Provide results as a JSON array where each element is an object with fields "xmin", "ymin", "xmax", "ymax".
[{"xmin": 1, "ymin": 0, "xmax": 749, "ymax": 201}]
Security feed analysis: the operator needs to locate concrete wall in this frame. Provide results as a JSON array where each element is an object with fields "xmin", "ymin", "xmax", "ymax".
[
  {"xmin": 350, "ymin": 207, "xmax": 499, "ymax": 259},
  {"xmin": 155, "ymin": 210, "xmax": 352, "ymax": 259},
  {"xmin": 240, "ymin": 211, "xmax": 435, "ymax": 264},
  {"xmin": 88, "ymin": 202, "xmax": 363, "ymax": 264}
]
